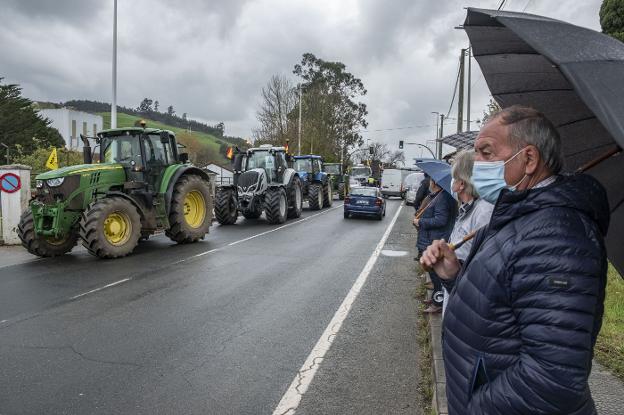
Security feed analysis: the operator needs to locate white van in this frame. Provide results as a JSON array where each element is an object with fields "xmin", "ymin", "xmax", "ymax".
[{"xmin": 380, "ymin": 168, "xmax": 404, "ymax": 198}]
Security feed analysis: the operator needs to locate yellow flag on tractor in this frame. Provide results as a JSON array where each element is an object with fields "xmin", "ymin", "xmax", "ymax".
[
  {"xmin": 226, "ymin": 147, "xmax": 234, "ymax": 160},
  {"xmin": 46, "ymin": 148, "xmax": 58, "ymax": 170}
]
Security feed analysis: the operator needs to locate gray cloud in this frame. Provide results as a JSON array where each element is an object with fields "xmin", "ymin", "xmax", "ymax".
[{"xmin": 0, "ymin": 0, "xmax": 604, "ymax": 161}]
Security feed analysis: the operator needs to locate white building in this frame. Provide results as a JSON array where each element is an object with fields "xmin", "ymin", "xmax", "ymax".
[
  {"xmin": 204, "ymin": 163, "xmax": 233, "ymax": 185},
  {"xmin": 38, "ymin": 108, "xmax": 103, "ymax": 151}
]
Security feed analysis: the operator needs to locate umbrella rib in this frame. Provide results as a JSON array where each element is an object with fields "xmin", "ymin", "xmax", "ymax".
[
  {"xmin": 494, "ymin": 88, "xmax": 573, "ymax": 96},
  {"xmin": 556, "ymin": 116, "xmax": 596, "ymax": 128},
  {"xmin": 564, "ymin": 142, "xmax": 616, "ymax": 158}
]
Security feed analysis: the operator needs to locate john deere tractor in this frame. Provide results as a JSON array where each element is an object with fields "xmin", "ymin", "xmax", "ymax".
[
  {"xmin": 214, "ymin": 144, "xmax": 303, "ymax": 225},
  {"xmin": 322, "ymin": 162, "xmax": 345, "ymax": 200},
  {"xmin": 18, "ymin": 126, "xmax": 213, "ymax": 259},
  {"xmin": 292, "ymin": 155, "xmax": 332, "ymax": 210}
]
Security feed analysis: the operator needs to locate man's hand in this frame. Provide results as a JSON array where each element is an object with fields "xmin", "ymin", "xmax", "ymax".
[
  {"xmin": 413, "ymin": 218, "xmax": 419, "ymax": 228},
  {"xmin": 420, "ymin": 239, "xmax": 461, "ymax": 280}
]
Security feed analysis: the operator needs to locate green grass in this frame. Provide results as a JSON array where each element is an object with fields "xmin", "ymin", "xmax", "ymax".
[
  {"xmin": 99, "ymin": 112, "xmax": 228, "ymax": 163},
  {"xmin": 595, "ymin": 264, "xmax": 624, "ymax": 381},
  {"xmin": 415, "ymin": 275, "xmax": 434, "ymax": 414}
]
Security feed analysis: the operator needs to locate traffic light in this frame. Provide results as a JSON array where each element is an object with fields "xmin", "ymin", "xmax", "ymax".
[
  {"xmin": 369, "ymin": 146, "xmax": 374, "ymax": 155},
  {"xmin": 399, "ymin": 140, "xmax": 404, "ymax": 149}
]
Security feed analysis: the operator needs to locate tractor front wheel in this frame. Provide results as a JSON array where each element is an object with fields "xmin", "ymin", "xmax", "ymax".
[
  {"xmin": 287, "ymin": 176, "xmax": 303, "ymax": 219},
  {"xmin": 265, "ymin": 187, "xmax": 287, "ymax": 224},
  {"xmin": 323, "ymin": 181, "xmax": 333, "ymax": 208},
  {"xmin": 308, "ymin": 183, "xmax": 323, "ymax": 210},
  {"xmin": 18, "ymin": 209, "xmax": 78, "ymax": 257},
  {"xmin": 166, "ymin": 175, "xmax": 212, "ymax": 243},
  {"xmin": 338, "ymin": 183, "xmax": 345, "ymax": 200},
  {"xmin": 80, "ymin": 197, "xmax": 141, "ymax": 259},
  {"xmin": 215, "ymin": 187, "xmax": 238, "ymax": 225}
]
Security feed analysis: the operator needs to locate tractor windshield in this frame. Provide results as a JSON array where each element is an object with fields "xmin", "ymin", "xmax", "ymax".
[
  {"xmin": 324, "ymin": 164, "xmax": 341, "ymax": 175},
  {"xmin": 293, "ymin": 158, "xmax": 312, "ymax": 172},
  {"xmin": 101, "ymin": 135, "xmax": 143, "ymax": 167},
  {"xmin": 246, "ymin": 150, "xmax": 275, "ymax": 171}
]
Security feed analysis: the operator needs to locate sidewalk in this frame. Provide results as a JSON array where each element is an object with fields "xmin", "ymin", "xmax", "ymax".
[{"xmin": 428, "ymin": 312, "xmax": 624, "ymax": 414}]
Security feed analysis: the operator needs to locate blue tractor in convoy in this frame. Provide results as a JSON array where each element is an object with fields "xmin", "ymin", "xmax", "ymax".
[{"xmin": 292, "ymin": 155, "xmax": 333, "ymax": 210}]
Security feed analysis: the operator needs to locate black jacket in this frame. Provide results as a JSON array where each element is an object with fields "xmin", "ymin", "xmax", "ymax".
[
  {"xmin": 443, "ymin": 174, "xmax": 610, "ymax": 414},
  {"xmin": 417, "ymin": 189, "xmax": 457, "ymax": 251}
]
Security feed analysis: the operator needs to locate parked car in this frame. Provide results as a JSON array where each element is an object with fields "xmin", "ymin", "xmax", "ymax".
[
  {"xmin": 344, "ymin": 187, "xmax": 386, "ymax": 220},
  {"xmin": 404, "ymin": 172, "xmax": 426, "ymax": 205},
  {"xmin": 380, "ymin": 168, "xmax": 403, "ymax": 198}
]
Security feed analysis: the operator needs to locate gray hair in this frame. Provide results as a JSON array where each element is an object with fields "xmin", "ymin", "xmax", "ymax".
[
  {"xmin": 491, "ymin": 105, "xmax": 563, "ymax": 174},
  {"xmin": 451, "ymin": 150, "xmax": 479, "ymax": 199}
]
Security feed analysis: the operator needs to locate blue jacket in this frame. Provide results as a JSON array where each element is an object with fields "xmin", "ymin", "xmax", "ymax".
[
  {"xmin": 417, "ymin": 189, "xmax": 457, "ymax": 251},
  {"xmin": 443, "ymin": 174, "xmax": 609, "ymax": 415}
]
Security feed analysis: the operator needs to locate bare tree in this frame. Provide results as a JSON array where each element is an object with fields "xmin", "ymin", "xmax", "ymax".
[
  {"xmin": 352, "ymin": 141, "xmax": 390, "ymax": 163},
  {"xmin": 386, "ymin": 150, "xmax": 405, "ymax": 167},
  {"xmin": 253, "ymin": 74, "xmax": 297, "ymax": 146}
]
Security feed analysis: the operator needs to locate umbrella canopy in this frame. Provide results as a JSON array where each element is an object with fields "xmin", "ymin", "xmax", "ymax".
[
  {"xmin": 415, "ymin": 160, "xmax": 452, "ymax": 196},
  {"xmin": 464, "ymin": 8, "xmax": 624, "ymax": 275}
]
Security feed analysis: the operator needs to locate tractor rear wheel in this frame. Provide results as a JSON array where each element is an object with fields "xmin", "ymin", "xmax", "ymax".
[
  {"xmin": 265, "ymin": 187, "xmax": 287, "ymax": 224},
  {"xmin": 215, "ymin": 187, "xmax": 238, "ymax": 225},
  {"xmin": 18, "ymin": 209, "xmax": 78, "ymax": 257},
  {"xmin": 80, "ymin": 197, "xmax": 141, "ymax": 259},
  {"xmin": 287, "ymin": 176, "xmax": 303, "ymax": 219},
  {"xmin": 166, "ymin": 175, "xmax": 212, "ymax": 243},
  {"xmin": 323, "ymin": 181, "xmax": 333, "ymax": 208},
  {"xmin": 308, "ymin": 183, "xmax": 323, "ymax": 210},
  {"xmin": 338, "ymin": 183, "xmax": 345, "ymax": 200}
]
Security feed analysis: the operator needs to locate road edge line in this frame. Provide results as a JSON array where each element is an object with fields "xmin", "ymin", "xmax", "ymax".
[{"xmin": 272, "ymin": 202, "xmax": 404, "ymax": 415}]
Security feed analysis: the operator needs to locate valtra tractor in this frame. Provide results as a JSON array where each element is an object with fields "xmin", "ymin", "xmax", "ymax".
[
  {"xmin": 18, "ymin": 124, "xmax": 213, "ymax": 259},
  {"xmin": 292, "ymin": 155, "xmax": 332, "ymax": 210},
  {"xmin": 214, "ymin": 144, "xmax": 303, "ymax": 225}
]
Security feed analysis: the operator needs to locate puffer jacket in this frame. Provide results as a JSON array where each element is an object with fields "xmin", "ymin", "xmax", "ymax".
[
  {"xmin": 443, "ymin": 174, "xmax": 609, "ymax": 415},
  {"xmin": 417, "ymin": 189, "xmax": 457, "ymax": 252}
]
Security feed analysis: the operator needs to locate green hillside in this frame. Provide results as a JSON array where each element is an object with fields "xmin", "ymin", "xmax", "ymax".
[{"xmin": 99, "ymin": 112, "xmax": 228, "ymax": 164}]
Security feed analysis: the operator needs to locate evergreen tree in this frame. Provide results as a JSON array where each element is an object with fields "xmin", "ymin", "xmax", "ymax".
[{"xmin": 600, "ymin": 0, "xmax": 624, "ymax": 42}]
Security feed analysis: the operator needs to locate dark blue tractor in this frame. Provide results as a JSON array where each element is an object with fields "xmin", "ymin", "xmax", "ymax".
[{"xmin": 292, "ymin": 155, "xmax": 333, "ymax": 210}]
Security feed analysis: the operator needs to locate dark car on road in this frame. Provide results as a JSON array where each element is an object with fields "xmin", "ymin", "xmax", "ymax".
[{"xmin": 344, "ymin": 187, "xmax": 386, "ymax": 220}]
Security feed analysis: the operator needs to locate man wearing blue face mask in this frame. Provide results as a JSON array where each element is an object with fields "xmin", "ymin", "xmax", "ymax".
[{"xmin": 420, "ymin": 105, "xmax": 610, "ymax": 415}]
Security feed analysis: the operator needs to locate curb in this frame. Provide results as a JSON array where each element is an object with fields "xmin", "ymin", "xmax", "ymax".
[{"xmin": 428, "ymin": 312, "xmax": 448, "ymax": 415}]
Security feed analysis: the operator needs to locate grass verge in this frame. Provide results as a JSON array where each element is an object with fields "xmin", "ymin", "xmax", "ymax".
[
  {"xmin": 595, "ymin": 264, "xmax": 624, "ymax": 381},
  {"xmin": 414, "ymin": 274, "xmax": 434, "ymax": 414}
]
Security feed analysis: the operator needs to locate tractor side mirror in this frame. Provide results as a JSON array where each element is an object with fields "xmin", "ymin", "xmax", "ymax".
[
  {"xmin": 285, "ymin": 153, "xmax": 292, "ymax": 163},
  {"xmin": 179, "ymin": 153, "xmax": 189, "ymax": 163}
]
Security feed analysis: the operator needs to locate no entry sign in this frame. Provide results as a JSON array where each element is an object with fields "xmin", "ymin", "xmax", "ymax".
[{"xmin": 0, "ymin": 173, "xmax": 21, "ymax": 194}]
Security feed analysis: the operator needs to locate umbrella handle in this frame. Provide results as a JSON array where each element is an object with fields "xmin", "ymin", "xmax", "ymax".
[{"xmin": 420, "ymin": 230, "xmax": 477, "ymax": 272}]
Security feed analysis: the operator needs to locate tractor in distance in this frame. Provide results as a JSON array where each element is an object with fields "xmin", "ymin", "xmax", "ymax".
[
  {"xmin": 18, "ymin": 123, "xmax": 213, "ymax": 259},
  {"xmin": 214, "ymin": 144, "xmax": 303, "ymax": 225},
  {"xmin": 322, "ymin": 162, "xmax": 346, "ymax": 200},
  {"xmin": 292, "ymin": 155, "xmax": 333, "ymax": 210}
]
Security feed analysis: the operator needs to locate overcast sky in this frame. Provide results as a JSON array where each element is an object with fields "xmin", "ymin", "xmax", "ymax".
[{"xmin": 1, "ymin": 0, "xmax": 604, "ymax": 161}]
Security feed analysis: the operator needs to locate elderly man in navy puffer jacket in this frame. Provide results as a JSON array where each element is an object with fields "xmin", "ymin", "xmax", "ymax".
[{"xmin": 420, "ymin": 105, "xmax": 609, "ymax": 415}]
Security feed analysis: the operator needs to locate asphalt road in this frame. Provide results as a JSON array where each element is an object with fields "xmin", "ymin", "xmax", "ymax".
[{"xmin": 0, "ymin": 199, "xmax": 421, "ymax": 415}]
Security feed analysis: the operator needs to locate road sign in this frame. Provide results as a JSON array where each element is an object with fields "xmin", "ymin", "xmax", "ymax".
[{"xmin": 0, "ymin": 172, "xmax": 21, "ymax": 194}]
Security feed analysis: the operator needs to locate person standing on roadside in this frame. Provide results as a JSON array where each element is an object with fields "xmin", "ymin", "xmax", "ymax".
[
  {"xmin": 414, "ymin": 177, "xmax": 456, "ymax": 313},
  {"xmin": 420, "ymin": 106, "xmax": 610, "ymax": 414},
  {"xmin": 440, "ymin": 150, "xmax": 494, "ymax": 314}
]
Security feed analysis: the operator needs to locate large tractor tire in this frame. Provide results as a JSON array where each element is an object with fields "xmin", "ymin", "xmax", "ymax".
[
  {"xmin": 338, "ymin": 183, "xmax": 345, "ymax": 200},
  {"xmin": 80, "ymin": 197, "xmax": 141, "ymax": 259},
  {"xmin": 308, "ymin": 183, "xmax": 323, "ymax": 210},
  {"xmin": 215, "ymin": 187, "xmax": 238, "ymax": 225},
  {"xmin": 287, "ymin": 176, "xmax": 303, "ymax": 219},
  {"xmin": 322, "ymin": 181, "xmax": 333, "ymax": 208},
  {"xmin": 166, "ymin": 175, "xmax": 212, "ymax": 243},
  {"xmin": 265, "ymin": 187, "xmax": 287, "ymax": 224},
  {"xmin": 18, "ymin": 209, "xmax": 78, "ymax": 257}
]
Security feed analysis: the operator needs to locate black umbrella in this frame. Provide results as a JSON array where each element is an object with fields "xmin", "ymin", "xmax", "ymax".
[{"xmin": 464, "ymin": 8, "xmax": 624, "ymax": 276}]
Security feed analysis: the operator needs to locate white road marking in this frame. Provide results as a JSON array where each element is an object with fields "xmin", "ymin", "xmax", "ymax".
[
  {"xmin": 272, "ymin": 202, "xmax": 404, "ymax": 415},
  {"xmin": 69, "ymin": 278, "xmax": 132, "ymax": 300},
  {"xmin": 380, "ymin": 249, "xmax": 408, "ymax": 257}
]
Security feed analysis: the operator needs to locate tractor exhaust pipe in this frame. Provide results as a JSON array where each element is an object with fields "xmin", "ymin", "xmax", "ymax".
[{"xmin": 80, "ymin": 134, "xmax": 92, "ymax": 164}]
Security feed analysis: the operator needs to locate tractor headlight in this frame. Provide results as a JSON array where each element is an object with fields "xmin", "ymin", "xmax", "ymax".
[
  {"xmin": 46, "ymin": 177, "xmax": 65, "ymax": 187},
  {"xmin": 36, "ymin": 180, "xmax": 44, "ymax": 188}
]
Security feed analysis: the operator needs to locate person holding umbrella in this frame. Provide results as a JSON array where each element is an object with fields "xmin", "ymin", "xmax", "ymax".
[
  {"xmin": 414, "ymin": 161, "xmax": 457, "ymax": 313},
  {"xmin": 421, "ymin": 106, "xmax": 610, "ymax": 414}
]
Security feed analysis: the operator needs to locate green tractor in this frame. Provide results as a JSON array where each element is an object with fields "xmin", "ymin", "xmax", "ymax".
[
  {"xmin": 322, "ymin": 162, "xmax": 345, "ymax": 200},
  {"xmin": 18, "ymin": 126, "xmax": 213, "ymax": 259}
]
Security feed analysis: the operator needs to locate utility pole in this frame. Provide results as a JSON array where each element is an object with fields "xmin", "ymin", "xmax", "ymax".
[
  {"xmin": 431, "ymin": 112, "xmax": 440, "ymax": 159},
  {"xmin": 466, "ymin": 47, "xmax": 472, "ymax": 132},
  {"xmin": 298, "ymin": 84, "xmax": 302, "ymax": 155},
  {"xmin": 457, "ymin": 48, "xmax": 465, "ymax": 133},
  {"xmin": 438, "ymin": 114, "xmax": 444, "ymax": 159},
  {"xmin": 111, "ymin": 0, "xmax": 118, "ymax": 129}
]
